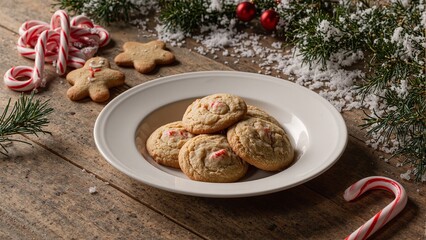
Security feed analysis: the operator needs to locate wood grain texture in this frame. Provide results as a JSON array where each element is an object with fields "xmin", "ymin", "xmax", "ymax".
[
  {"xmin": 0, "ymin": 0, "xmax": 424, "ymax": 239},
  {"xmin": 0, "ymin": 134, "xmax": 201, "ymax": 239}
]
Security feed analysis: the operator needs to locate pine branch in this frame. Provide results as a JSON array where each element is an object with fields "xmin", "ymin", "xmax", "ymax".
[
  {"xmin": 361, "ymin": 76, "xmax": 425, "ymax": 181},
  {"xmin": 0, "ymin": 93, "xmax": 54, "ymax": 156},
  {"xmin": 159, "ymin": 0, "xmax": 208, "ymax": 33},
  {"xmin": 53, "ymin": 0, "xmax": 139, "ymax": 24},
  {"xmin": 281, "ymin": 1, "xmax": 368, "ymax": 65},
  {"xmin": 159, "ymin": 0, "xmax": 237, "ymax": 33}
]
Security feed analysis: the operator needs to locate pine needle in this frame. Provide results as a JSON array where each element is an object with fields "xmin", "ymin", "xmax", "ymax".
[{"xmin": 0, "ymin": 93, "xmax": 54, "ymax": 156}]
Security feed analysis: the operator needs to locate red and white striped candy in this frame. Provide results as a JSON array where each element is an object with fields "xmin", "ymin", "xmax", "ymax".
[
  {"xmin": 344, "ymin": 176, "xmax": 408, "ymax": 240},
  {"xmin": 50, "ymin": 10, "xmax": 70, "ymax": 75},
  {"xmin": 4, "ymin": 30, "xmax": 54, "ymax": 91},
  {"xmin": 4, "ymin": 10, "xmax": 110, "ymax": 91}
]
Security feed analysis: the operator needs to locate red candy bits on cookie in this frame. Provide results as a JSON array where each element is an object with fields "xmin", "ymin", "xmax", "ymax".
[
  {"xmin": 182, "ymin": 93, "xmax": 247, "ymax": 134},
  {"xmin": 146, "ymin": 121, "xmax": 195, "ymax": 169},
  {"xmin": 178, "ymin": 134, "xmax": 248, "ymax": 183},
  {"xmin": 142, "ymin": 93, "xmax": 295, "ymax": 183}
]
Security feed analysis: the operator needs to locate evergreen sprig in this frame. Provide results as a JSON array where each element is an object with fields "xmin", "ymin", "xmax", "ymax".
[
  {"xmin": 158, "ymin": 0, "xmax": 240, "ymax": 33},
  {"xmin": 159, "ymin": 0, "xmax": 215, "ymax": 33},
  {"xmin": 53, "ymin": 0, "xmax": 139, "ymax": 24},
  {"xmin": 0, "ymin": 93, "xmax": 54, "ymax": 155}
]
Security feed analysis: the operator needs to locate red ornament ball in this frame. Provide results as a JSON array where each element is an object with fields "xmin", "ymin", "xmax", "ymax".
[
  {"xmin": 236, "ymin": 2, "xmax": 256, "ymax": 22},
  {"xmin": 260, "ymin": 9, "xmax": 280, "ymax": 31}
]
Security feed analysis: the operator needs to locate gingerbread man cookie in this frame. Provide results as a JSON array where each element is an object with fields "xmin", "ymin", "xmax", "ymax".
[
  {"xmin": 66, "ymin": 57, "xmax": 125, "ymax": 103},
  {"xmin": 114, "ymin": 40, "xmax": 175, "ymax": 73}
]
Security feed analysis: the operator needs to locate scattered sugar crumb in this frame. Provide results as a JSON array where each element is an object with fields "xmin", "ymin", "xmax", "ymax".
[
  {"xmin": 400, "ymin": 170, "xmax": 411, "ymax": 180},
  {"xmin": 89, "ymin": 186, "xmax": 97, "ymax": 194}
]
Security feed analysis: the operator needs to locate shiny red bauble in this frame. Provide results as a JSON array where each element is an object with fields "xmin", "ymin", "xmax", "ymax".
[
  {"xmin": 260, "ymin": 9, "xmax": 280, "ymax": 31},
  {"xmin": 236, "ymin": 2, "xmax": 257, "ymax": 22}
]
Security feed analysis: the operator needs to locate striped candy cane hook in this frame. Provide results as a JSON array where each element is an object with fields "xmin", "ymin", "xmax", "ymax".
[
  {"xmin": 344, "ymin": 176, "xmax": 408, "ymax": 240},
  {"xmin": 50, "ymin": 10, "xmax": 70, "ymax": 75},
  {"xmin": 4, "ymin": 30, "xmax": 56, "ymax": 91}
]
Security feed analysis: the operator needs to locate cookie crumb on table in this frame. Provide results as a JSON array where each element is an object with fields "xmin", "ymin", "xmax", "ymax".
[{"xmin": 89, "ymin": 186, "xmax": 97, "ymax": 194}]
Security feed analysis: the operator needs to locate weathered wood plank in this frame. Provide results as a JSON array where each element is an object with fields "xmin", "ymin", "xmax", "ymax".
[{"xmin": 0, "ymin": 136, "xmax": 201, "ymax": 239}]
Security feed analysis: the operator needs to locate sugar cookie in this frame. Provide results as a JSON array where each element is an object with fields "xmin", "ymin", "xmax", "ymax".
[
  {"xmin": 227, "ymin": 118, "xmax": 294, "ymax": 171},
  {"xmin": 146, "ymin": 121, "xmax": 195, "ymax": 168},
  {"xmin": 182, "ymin": 93, "xmax": 247, "ymax": 134},
  {"xmin": 245, "ymin": 105, "xmax": 281, "ymax": 127},
  {"xmin": 178, "ymin": 134, "xmax": 248, "ymax": 182}
]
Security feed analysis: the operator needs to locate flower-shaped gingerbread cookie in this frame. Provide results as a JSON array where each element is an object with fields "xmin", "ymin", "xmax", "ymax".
[
  {"xmin": 66, "ymin": 57, "xmax": 125, "ymax": 103},
  {"xmin": 114, "ymin": 40, "xmax": 175, "ymax": 73}
]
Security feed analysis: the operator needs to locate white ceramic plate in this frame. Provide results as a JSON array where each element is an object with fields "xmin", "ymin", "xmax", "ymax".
[{"xmin": 94, "ymin": 71, "xmax": 347, "ymax": 198}]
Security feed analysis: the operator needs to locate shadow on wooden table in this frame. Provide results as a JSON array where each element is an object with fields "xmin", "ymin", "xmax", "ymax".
[
  {"xmin": 182, "ymin": 137, "xmax": 418, "ymax": 239},
  {"xmin": 124, "ymin": 136, "xmax": 420, "ymax": 239}
]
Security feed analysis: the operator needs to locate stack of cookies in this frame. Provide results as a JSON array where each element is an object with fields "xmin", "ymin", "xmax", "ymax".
[{"xmin": 146, "ymin": 93, "xmax": 294, "ymax": 183}]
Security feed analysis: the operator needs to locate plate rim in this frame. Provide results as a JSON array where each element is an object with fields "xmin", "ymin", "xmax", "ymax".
[{"xmin": 94, "ymin": 70, "xmax": 348, "ymax": 198}]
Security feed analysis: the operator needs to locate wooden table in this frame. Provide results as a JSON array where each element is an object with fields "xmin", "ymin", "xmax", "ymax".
[{"xmin": 0, "ymin": 1, "xmax": 424, "ymax": 239}]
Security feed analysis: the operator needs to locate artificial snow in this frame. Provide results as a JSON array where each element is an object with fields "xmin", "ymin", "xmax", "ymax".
[
  {"xmin": 208, "ymin": 0, "xmax": 222, "ymax": 12},
  {"xmin": 316, "ymin": 20, "xmax": 342, "ymax": 42},
  {"xmin": 400, "ymin": 170, "xmax": 411, "ymax": 180}
]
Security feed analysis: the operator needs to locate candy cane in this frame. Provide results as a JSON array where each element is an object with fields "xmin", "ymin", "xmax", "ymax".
[
  {"xmin": 4, "ymin": 10, "xmax": 110, "ymax": 92},
  {"xmin": 4, "ymin": 30, "xmax": 54, "ymax": 91},
  {"xmin": 50, "ymin": 10, "xmax": 70, "ymax": 75},
  {"xmin": 344, "ymin": 176, "xmax": 408, "ymax": 240}
]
